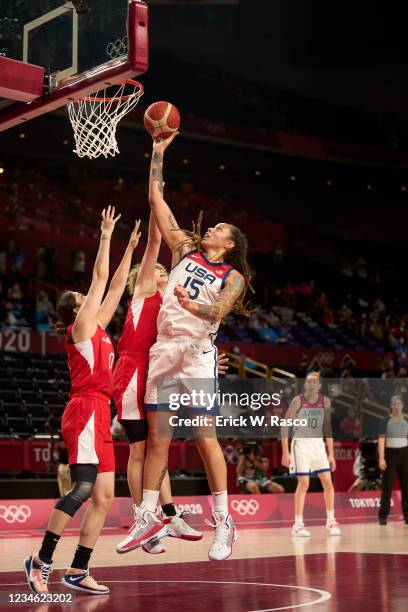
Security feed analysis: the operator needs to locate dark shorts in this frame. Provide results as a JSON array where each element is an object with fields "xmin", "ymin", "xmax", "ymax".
[
  {"xmin": 238, "ymin": 476, "xmax": 273, "ymax": 494},
  {"xmin": 118, "ymin": 419, "xmax": 148, "ymax": 444}
]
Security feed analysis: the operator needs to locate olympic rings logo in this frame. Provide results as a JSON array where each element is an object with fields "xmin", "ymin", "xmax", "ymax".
[
  {"xmin": 106, "ymin": 36, "xmax": 128, "ymax": 60},
  {"xmin": 231, "ymin": 499, "xmax": 259, "ymax": 516},
  {"xmin": 0, "ymin": 505, "xmax": 31, "ymax": 524}
]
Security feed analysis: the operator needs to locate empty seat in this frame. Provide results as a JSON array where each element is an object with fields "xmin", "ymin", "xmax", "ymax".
[
  {"xmin": 30, "ymin": 417, "xmax": 48, "ymax": 432},
  {"xmin": 37, "ymin": 381, "xmax": 58, "ymax": 392},
  {"xmin": 7, "ymin": 417, "xmax": 29, "ymax": 428},
  {"xmin": 19, "ymin": 390, "xmax": 40, "ymax": 404},
  {"xmin": 8, "ymin": 424, "xmax": 33, "ymax": 437},
  {"xmin": 0, "ymin": 390, "xmax": 19, "ymax": 402},
  {"xmin": 26, "ymin": 403, "xmax": 48, "ymax": 417},
  {"xmin": 14, "ymin": 379, "xmax": 36, "ymax": 391},
  {"xmin": 41, "ymin": 391, "xmax": 65, "ymax": 405},
  {"xmin": 0, "ymin": 378, "xmax": 11, "ymax": 390}
]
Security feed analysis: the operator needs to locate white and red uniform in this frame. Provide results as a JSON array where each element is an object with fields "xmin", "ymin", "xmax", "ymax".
[
  {"xmin": 289, "ymin": 393, "xmax": 331, "ymax": 476},
  {"xmin": 113, "ymin": 292, "xmax": 162, "ymax": 420},
  {"xmin": 144, "ymin": 250, "xmax": 233, "ymax": 412},
  {"xmin": 61, "ymin": 323, "xmax": 115, "ymax": 472}
]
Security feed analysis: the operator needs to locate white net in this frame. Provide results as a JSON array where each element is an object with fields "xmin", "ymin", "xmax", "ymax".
[{"xmin": 67, "ymin": 80, "xmax": 144, "ymax": 159}]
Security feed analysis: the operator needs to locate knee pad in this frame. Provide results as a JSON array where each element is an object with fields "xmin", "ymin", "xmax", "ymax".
[{"xmin": 55, "ymin": 464, "xmax": 97, "ymax": 517}]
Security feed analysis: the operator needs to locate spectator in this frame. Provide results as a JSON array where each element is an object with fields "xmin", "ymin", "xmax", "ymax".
[
  {"xmin": 339, "ymin": 408, "xmax": 362, "ymax": 440},
  {"xmin": 35, "ymin": 290, "xmax": 55, "ymax": 331},
  {"xmin": 236, "ymin": 443, "xmax": 284, "ymax": 494},
  {"xmin": 273, "ymin": 243, "xmax": 284, "ymax": 263},
  {"xmin": 8, "ymin": 240, "xmax": 24, "ymax": 274},
  {"xmin": 71, "ymin": 249, "xmax": 86, "ymax": 289}
]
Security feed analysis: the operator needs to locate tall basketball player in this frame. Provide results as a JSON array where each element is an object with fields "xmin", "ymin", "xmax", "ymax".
[
  {"xmin": 281, "ymin": 372, "xmax": 341, "ymax": 537},
  {"xmin": 116, "ymin": 132, "xmax": 253, "ymax": 561},
  {"xmin": 113, "ymin": 213, "xmax": 203, "ymax": 553},
  {"xmin": 24, "ymin": 207, "xmax": 141, "ymax": 594}
]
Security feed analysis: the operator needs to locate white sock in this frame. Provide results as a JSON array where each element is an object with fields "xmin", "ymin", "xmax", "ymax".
[
  {"xmin": 213, "ymin": 490, "xmax": 228, "ymax": 515},
  {"xmin": 295, "ymin": 515, "xmax": 303, "ymax": 526},
  {"xmin": 140, "ymin": 490, "xmax": 159, "ymax": 513},
  {"xmin": 327, "ymin": 510, "xmax": 335, "ymax": 523}
]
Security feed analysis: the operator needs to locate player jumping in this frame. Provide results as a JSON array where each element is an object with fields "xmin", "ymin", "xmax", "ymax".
[
  {"xmin": 116, "ymin": 132, "xmax": 253, "ymax": 561},
  {"xmin": 24, "ymin": 207, "xmax": 140, "ymax": 594},
  {"xmin": 113, "ymin": 213, "xmax": 204, "ymax": 553},
  {"xmin": 281, "ymin": 372, "xmax": 341, "ymax": 537}
]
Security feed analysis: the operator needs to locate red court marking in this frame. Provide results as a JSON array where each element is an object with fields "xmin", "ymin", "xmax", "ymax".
[{"xmin": 1, "ymin": 553, "xmax": 407, "ymax": 611}]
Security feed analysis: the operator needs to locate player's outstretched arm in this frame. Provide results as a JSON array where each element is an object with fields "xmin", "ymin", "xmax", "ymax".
[
  {"xmin": 133, "ymin": 213, "xmax": 161, "ymax": 298},
  {"xmin": 148, "ymin": 133, "xmax": 191, "ymax": 258},
  {"xmin": 173, "ymin": 270, "xmax": 245, "ymax": 324},
  {"xmin": 72, "ymin": 206, "xmax": 121, "ymax": 342},
  {"xmin": 97, "ymin": 219, "xmax": 142, "ymax": 329}
]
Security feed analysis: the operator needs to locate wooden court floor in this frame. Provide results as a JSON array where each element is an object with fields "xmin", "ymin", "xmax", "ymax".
[{"xmin": 0, "ymin": 521, "xmax": 407, "ymax": 611}]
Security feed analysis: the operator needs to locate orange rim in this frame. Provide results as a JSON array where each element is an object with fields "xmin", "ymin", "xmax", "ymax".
[{"xmin": 72, "ymin": 79, "xmax": 144, "ymax": 103}]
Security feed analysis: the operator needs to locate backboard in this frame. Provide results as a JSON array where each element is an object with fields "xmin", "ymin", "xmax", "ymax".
[{"xmin": 0, "ymin": 0, "xmax": 148, "ymax": 131}]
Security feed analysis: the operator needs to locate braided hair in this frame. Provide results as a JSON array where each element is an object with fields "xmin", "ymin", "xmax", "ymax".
[{"xmin": 173, "ymin": 212, "xmax": 254, "ymax": 316}]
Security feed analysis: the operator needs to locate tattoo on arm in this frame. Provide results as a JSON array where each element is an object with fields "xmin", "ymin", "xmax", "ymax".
[
  {"xmin": 168, "ymin": 212, "xmax": 179, "ymax": 230},
  {"xmin": 154, "ymin": 464, "xmax": 168, "ymax": 490},
  {"xmin": 151, "ymin": 151, "xmax": 164, "ymax": 194},
  {"xmin": 193, "ymin": 273, "xmax": 245, "ymax": 324}
]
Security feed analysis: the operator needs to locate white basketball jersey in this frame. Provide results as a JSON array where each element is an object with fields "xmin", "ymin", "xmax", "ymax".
[{"xmin": 157, "ymin": 250, "xmax": 234, "ymax": 339}]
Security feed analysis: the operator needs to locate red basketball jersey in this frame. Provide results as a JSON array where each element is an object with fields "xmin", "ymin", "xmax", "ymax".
[
  {"xmin": 66, "ymin": 323, "xmax": 114, "ymax": 399},
  {"xmin": 117, "ymin": 292, "xmax": 162, "ymax": 355}
]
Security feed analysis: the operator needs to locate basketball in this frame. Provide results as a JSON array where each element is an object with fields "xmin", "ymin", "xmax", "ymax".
[{"xmin": 143, "ymin": 101, "xmax": 180, "ymax": 140}]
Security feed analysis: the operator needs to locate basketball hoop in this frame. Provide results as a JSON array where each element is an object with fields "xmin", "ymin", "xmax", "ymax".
[{"xmin": 67, "ymin": 79, "xmax": 144, "ymax": 159}]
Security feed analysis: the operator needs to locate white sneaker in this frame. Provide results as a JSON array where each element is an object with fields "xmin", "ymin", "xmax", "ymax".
[
  {"xmin": 326, "ymin": 520, "xmax": 341, "ymax": 536},
  {"xmin": 206, "ymin": 510, "xmax": 237, "ymax": 561},
  {"xmin": 292, "ymin": 524, "xmax": 311, "ymax": 537},
  {"xmin": 166, "ymin": 512, "xmax": 203, "ymax": 541},
  {"xmin": 116, "ymin": 506, "xmax": 168, "ymax": 554},
  {"xmin": 142, "ymin": 539, "xmax": 166, "ymax": 554}
]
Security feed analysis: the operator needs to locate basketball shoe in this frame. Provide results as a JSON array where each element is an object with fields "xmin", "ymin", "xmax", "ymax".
[
  {"xmin": 326, "ymin": 520, "xmax": 341, "ymax": 536},
  {"xmin": 116, "ymin": 506, "xmax": 168, "ymax": 554},
  {"xmin": 142, "ymin": 539, "xmax": 166, "ymax": 554},
  {"xmin": 62, "ymin": 570, "xmax": 109, "ymax": 595},
  {"xmin": 166, "ymin": 511, "xmax": 203, "ymax": 541},
  {"xmin": 291, "ymin": 524, "xmax": 311, "ymax": 537},
  {"xmin": 206, "ymin": 510, "xmax": 237, "ymax": 561},
  {"xmin": 23, "ymin": 554, "xmax": 53, "ymax": 594}
]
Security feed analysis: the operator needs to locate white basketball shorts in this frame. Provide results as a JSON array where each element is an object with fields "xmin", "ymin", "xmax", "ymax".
[
  {"xmin": 144, "ymin": 335, "xmax": 219, "ymax": 414},
  {"xmin": 289, "ymin": 438, "xmax": 331, "ymax": 476}
]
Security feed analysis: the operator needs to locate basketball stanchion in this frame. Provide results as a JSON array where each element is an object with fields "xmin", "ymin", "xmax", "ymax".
[{"xmin": 67, "ymin": 79, "xmax": 144, "ymax": 159}]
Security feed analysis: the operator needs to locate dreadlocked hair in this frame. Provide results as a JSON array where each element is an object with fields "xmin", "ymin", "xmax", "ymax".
[{"xmin": 172, "ymin": 212, "xmax": 255, "ymax": 317}]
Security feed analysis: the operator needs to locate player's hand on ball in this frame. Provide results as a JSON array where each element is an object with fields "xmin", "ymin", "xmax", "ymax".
[
  {"xmin": 329, "ymin": 455, "xmax": 336, "ymax": 471},
  {"xmin": 174, "ymin": 284, "xmax": 190, "ymax": 308},
  {"xmin": 379, "ymin": 459, "xmax": 387, "ymax": 471},
  {"xmin": 217, "ymin": 353, "xmax": 229, "ymax": 375},
  {"xmin": 129, "ymin": 219, "xmax": 142, "ymax": 249},
  {"xmin": 281, "ymin": 452, "xmax": 290, "ymax": 468},
  {"xmin": 152, "ymin": 131, "xmax": 179, "ymax": 153},
  {"xmin": 101, "ymin": 205, "xmax": 121, "ymax": 237}
]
